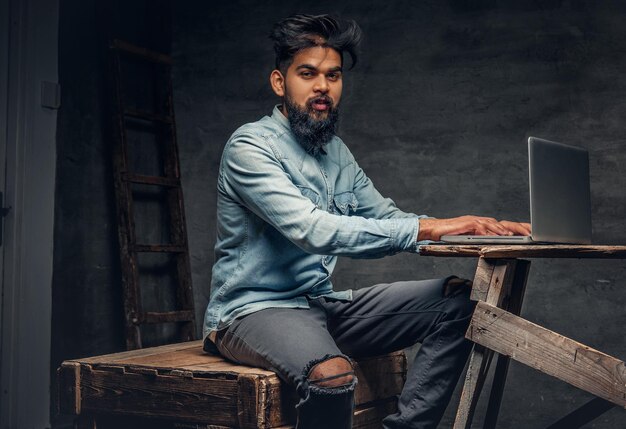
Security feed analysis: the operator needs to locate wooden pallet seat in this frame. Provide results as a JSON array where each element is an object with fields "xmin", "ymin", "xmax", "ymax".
[{"xmin": 58, "ymin": 340, "xmax": 407, "ymax": 429}]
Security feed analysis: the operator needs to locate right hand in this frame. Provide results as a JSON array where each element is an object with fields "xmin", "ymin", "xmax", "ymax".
[{"xmin": 418, "ymin": 216, "xmax": 531, "ymax": 241}]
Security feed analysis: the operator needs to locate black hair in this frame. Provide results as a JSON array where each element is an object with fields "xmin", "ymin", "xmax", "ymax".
[{"xmin": 269, "ymin": 14, "xmax": 362, "ymax": 74}]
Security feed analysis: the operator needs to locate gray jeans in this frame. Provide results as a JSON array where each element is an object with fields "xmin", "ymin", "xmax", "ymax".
[{"xmin": 207, "ymin": 277, "xmax": 475, "ymax": 429}]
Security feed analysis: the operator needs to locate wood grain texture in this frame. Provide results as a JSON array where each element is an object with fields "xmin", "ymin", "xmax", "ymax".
[
  {"xmin": 57, "ymin": 342, "xmax": 407, "ymax": 428},
  {"xmin": 484, "ymin": 260, "xmax": 517, "ymax": 307},
  {"xmin": 78, "ymin": 366, "xmax": 240, "ymax": 425},
  {"xmin": 75, "ymin": 340, "xmax": 203, "ymax": 364},
  {"xmin": 419, "ymin": 244, "xmax": 626, "ymax": 259},
  {"xmin": 353, "ymin": 352, "xmax": 407, "ymax": 405},
  {"xmin": 482, "ymin": 259, "xmax": 531, "ymax": 429},
  {"xmin": 237, "ymin": 375, "xmax": 261, "ymax": 429},
  {"xmin": 469, "ymin": 257, "xmax": 495, "ymax": 302},
  {"xmin": 58, "ymin": 362, "xmax": 81, "ymax": 415},
  {"xmin": 453, "ymin": 345, "xmax": 495, "ymax": 429},
  {"xmin": 468, "ymin": 302, "xmax": 626, "ymax": 408},
  {"xmin": 455, "ymin": 258, "xmax": 520, "ymax": 428}
]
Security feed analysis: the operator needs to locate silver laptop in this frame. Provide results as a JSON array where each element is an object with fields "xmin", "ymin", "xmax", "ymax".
[{"xmin": 440, "ymin": 137, "xmax": 592, "ymax": 244}]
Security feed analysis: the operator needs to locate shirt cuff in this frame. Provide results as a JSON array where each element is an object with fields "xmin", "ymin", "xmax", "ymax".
[
  {"xmin": 416, "ymin": 216, "xmax": 436, "ymax": 249},
  {"xmin": 393, "ymin": 217, "xmax": 429, "ymax": 253}
]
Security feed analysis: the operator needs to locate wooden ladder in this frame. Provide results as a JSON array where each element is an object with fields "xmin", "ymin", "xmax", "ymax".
[{"xmin": 109, "ymin": 39, "xmax": 195, "ymax": 350}]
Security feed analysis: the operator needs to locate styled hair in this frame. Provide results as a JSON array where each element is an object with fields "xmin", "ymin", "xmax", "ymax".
[{"xmin": 269, "ymin": 14, "xmax": 362, "ymax": 74}]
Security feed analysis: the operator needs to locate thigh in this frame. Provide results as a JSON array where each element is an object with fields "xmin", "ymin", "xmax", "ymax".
[
  {"xmin": 324, "ymin": 277, "xmax": 473, "ymax": 357},
  {"xmin": 216, "ymin": 306, "xmax": 345, "ymax": 387}
]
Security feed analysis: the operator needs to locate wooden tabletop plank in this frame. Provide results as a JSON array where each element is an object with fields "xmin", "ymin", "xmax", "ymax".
[{"xmin": 419, "ymin": 244, "xmax": 626, "ymax": 259}]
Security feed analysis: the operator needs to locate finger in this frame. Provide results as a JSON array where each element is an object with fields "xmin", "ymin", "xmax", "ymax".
[
  {"xmin": 480, "ymin": 219, "xmax": 512, "ymax": 236},
  {"xmin": 515, "ymin": 222, "xmax": 532, "ymax": 235},
  {"xmin": 475, "ymin": 221, "xmax": 509, "ymax": 236},
  {"xmin": 479, "ymin": 217, "xmax": 499, "ymax": 224},
  {"xmin": 499, "ymin": 221, "xmax": 531, "ymax": 236}
]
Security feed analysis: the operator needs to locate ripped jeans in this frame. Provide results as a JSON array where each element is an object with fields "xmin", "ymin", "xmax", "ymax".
[{"xmin": 208, "ymin": 277, "xmax": 476, "ymax": 429}]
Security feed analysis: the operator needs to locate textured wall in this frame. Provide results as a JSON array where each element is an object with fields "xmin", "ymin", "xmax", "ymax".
[{"xmin": 52, "ymin": 0, "xmax": 626, "ymax": 427}]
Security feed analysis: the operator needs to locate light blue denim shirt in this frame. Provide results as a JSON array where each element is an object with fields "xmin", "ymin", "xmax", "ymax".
[{"xmin": 203, "ymin": 106, "xmax": 428, "ymax": 342}]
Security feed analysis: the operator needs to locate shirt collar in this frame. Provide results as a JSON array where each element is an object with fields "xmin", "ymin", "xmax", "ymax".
[{"xmin": 271, "ymin": 104, "xmax": 291, "ymax": 131}]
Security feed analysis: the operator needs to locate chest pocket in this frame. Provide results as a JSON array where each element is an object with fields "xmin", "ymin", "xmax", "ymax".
[
  {"xmin": 333, "ymin": 191, "xmax": 358, "ymax": 215},
  {"xmin": 297, "ymin": 185, "xmax": 321, "ymax": 208}
]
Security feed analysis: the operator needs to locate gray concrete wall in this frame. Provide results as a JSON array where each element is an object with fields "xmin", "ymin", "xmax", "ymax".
[
  {"xmin": 172, "ymin": 1, "xmax": 626, "ymax": 427},
  {"xmin": 52, "ymin": 0, "xmax": 626, "ymax": 427}
]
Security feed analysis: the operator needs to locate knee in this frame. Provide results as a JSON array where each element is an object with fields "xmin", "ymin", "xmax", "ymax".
[
  {"xmin": 443, "ymin": 276, "xmax": 472, "ymax": 298},
  {"xmin": 307, "ymin": 356, "xmax": 355, "ymax": 388},
  {"xmin": 444, "ymin": 278, "xmax": 476, "ymax": 320}
]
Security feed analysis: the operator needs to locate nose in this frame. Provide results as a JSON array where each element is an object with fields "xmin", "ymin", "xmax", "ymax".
[{"xmin": 313, "ymin": 75, "xmax": 329, "ymax": 93}]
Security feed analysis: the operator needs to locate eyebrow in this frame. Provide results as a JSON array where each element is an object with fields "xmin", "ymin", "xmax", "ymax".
[{"xmin": 295, "ymin": 64, "xmax": 343, "ymax": 73}]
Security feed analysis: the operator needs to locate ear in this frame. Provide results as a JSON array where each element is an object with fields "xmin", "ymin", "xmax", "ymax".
[{"xmin": 270, "ymin": 69, "xmax": 285, "ymax": 97}]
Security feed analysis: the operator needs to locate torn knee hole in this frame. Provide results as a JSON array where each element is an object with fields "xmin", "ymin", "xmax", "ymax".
[{"xmin": 307, "ymin": 356, "xmax": 355, "ymax": 388}]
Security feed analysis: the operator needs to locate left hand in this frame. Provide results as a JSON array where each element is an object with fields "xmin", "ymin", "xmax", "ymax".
[{"xmin": 498, "ymin": 220, "xmax": 532, "ymax": 236}]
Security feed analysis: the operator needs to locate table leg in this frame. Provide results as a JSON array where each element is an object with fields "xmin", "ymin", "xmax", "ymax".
[
  {"xmin": 453, "ymin": 258, "xmax": 522, "ymax": 429},
  {"xmin": 453, "ymin": 344, "xmax": 495, "ymax": 429},
  {"xmin": 483, "ymin": 259, "xmax": 531, "ymax": 429}
]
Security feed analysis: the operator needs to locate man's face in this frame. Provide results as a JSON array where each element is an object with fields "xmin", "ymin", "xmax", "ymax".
[
  {"xmin": 280, "ymin": 46, "xmax": 343, "ymax": 119},
  {"xmin": 270, "ymin": 46, "xmax": 344, "ymax": 152}
]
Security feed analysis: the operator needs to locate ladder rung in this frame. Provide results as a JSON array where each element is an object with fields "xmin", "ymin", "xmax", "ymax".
[
  {"xmin": 132, "ymin": 244, "xmax": 186, "ymax": 253},
  {"xmin": 124, "ymin": 108, "xmax": 173, "ymax": 124},
  {"xmin": 141, "ymin": 310, "xmax": 195, "ymax": 324},
  {"xmin": 110, "ymin": 39, "xmax": 172, "ymax": 65},
  {"xmin": 123, "ymin": 173, "xmax": 179, "ymax": 187}
]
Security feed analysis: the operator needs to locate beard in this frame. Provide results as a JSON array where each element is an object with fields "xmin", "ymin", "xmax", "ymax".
[{"xmin": 284, "ymin": 94, "xmax": 339, "ymax": 155}]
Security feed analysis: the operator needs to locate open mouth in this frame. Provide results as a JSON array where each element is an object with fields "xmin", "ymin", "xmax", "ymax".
[{"xmin": 310, "ymin": 97, "xmax": 332, "ymax": 112}]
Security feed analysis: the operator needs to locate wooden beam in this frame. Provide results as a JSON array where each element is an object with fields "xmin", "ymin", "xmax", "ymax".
[
  {"xmin": 77, "ymin": 366, "xmax": 240, "ymax": 425},
  {"xmin": 468, "ymin": 302, "xmax": 626, "ymax": 408},
  {"xmin": 469, "ymin": 257, "xmax": 494, "ymax": 302},
  {"xmin": 453, "ymin": 345, "xmax": 495, "ymax": 429},
  {"xmin": 484, "ymin": 260, "xmax": 517, "ymax": 306},
  {"xmin": 483, "ymin": 259, "xmax": 531, "ymax": 429},
  {"xmin": 419, "ymin": 244, "xmax": 626, "ymax": 259},
  {"xmin": 237, "ymin": 374, "xmax": 261, "ymax": 429},
  {"xmin": 57, "ymin": 362, "xmax": 81, "ymax": 415},
  {"xmin": 455, "ymin": 258, "xmax": 518, "ymax": 428}
]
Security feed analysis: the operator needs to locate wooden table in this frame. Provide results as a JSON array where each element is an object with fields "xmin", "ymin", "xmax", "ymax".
[{"xmin": 419, "ymin": 245, "xmax": 626, "ymax": 428}]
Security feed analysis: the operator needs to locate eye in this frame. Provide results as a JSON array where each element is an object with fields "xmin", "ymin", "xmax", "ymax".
[
  {"xmin": 300, "ymin": 71, "xmax": 314, "ymax": 78},
  {"xmin": 327, "ymin": 72, "xmax": 342, "ymax": 81}
]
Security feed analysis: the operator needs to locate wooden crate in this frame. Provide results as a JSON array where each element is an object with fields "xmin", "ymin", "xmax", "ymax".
[{"xmin": 58, "ymin": 340, "xmax": 407, "ymax": 429}]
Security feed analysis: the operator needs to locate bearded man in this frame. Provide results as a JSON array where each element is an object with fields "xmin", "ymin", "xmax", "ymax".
[{"xmin": 202, "ymin": 14, "xmax": 530, "ymax": 429}]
